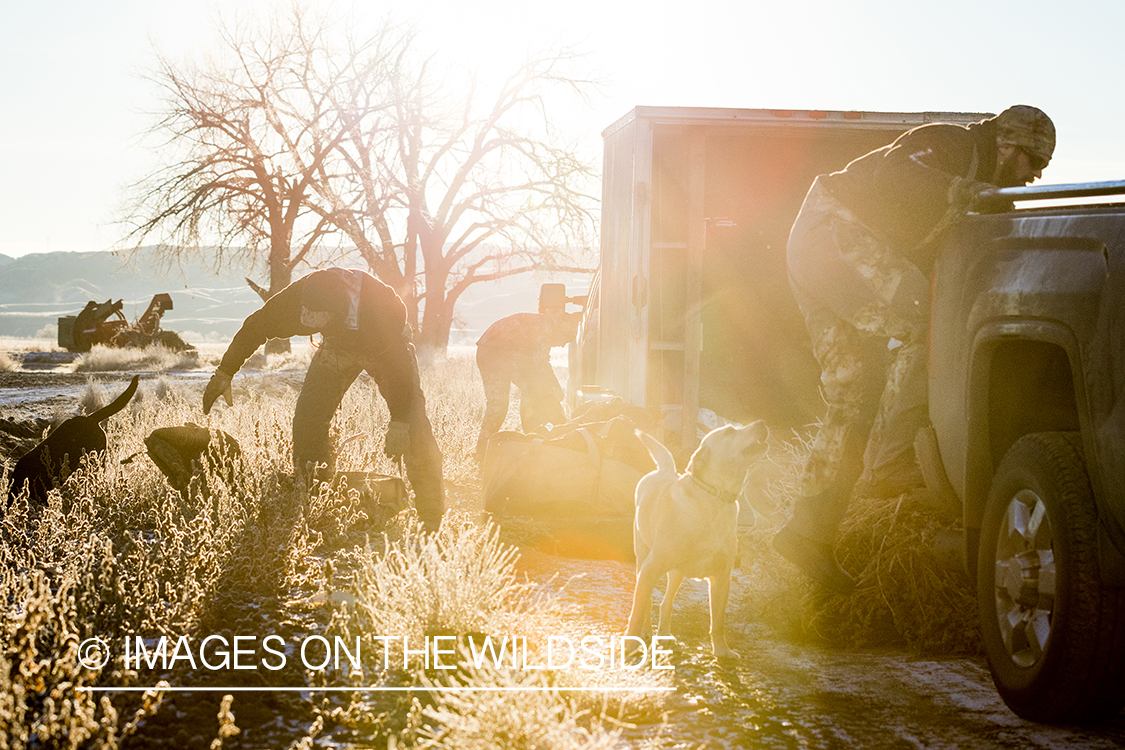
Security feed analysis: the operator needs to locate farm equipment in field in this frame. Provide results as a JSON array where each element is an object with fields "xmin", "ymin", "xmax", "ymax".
[{"xmin": 57, "ymin": 293, "xmax": 193, "ymax": 352}]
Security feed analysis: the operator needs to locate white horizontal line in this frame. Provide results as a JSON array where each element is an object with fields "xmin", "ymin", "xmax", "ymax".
[{"xmin": 77, "ymin": 686, "xmax": 674, "ymax": 693}]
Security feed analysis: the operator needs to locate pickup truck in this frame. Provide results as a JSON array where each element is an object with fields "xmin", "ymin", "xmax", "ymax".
[{"xmin": 920, "ymin": 179, "xmax": 1125, "ymax": 722}]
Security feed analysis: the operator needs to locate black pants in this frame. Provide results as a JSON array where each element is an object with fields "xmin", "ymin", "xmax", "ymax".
[{"xmin": 293, "ymin": 342, "xmax": 445, "ymax": 528}]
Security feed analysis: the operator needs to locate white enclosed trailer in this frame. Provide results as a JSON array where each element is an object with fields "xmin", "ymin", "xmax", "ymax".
[{"xmin": 574, "ymin": 106, "xmax": 986, "ymax": 456}]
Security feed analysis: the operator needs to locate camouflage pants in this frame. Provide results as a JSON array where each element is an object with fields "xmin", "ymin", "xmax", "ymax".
[
  {"xmin": 293, "ymin": 341, "xmax": 445, "ymax": 528},
  {"xmin": 785, "ymin": 179, "xmax": 929, "ymax": 543},
  {"xmin": 475, "ymin": 345, "xmax": 566, "ymax": 459}
]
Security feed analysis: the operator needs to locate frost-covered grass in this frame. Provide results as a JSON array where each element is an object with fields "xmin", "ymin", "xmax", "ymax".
[
  {"xmin": 327, "ymin": 520, "xmax": 649, "ymax": 749},
  {"xmin": 0, "ymin": 349, "xmax": 660, "ymax": 748},
  {"xmin": 74, "ymin": 344, "xmax": 201, "ymax": 373}
]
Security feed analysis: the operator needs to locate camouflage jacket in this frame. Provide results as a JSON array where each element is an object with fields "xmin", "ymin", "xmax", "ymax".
[
  {"xmin": 477, "ymin": 312, "xmax": 572, "ymax": 369},
  {"xmin": 824, "ymin": 119, "xmax": 998, "ymax": 266}
]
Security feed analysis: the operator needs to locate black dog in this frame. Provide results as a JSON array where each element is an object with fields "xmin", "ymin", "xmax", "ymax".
[{"xmin": 7, "ymin": 375, "xmax": 139, "ymax": 506}]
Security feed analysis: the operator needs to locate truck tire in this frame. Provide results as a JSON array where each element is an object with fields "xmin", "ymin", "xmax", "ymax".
[{"xmin": 978, "ymin": 431, "xmax": 1125, "ymax": 722}]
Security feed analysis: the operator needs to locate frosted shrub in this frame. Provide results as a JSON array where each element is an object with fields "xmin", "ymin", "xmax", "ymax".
[
  {"xmin": 354, "ymin": 520, "xmax": 549, "ymax": 653},
  {"xmin": 74, "ymin": 344, "xmax": 199, "ymax": 373},
  {"xmin": 0, "ymin": 343, "xmax": 665, "ymax": 747}
]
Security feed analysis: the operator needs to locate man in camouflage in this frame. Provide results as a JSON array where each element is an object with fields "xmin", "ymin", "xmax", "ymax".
[
  {"xmin": 774, "ymin": 106, "xmax": 1056, "ymax": 593},
  {"xmin": 475, "ymin": 311, "xmax": 580, "ymax": 460},
  {"xmin": 202, "ymin": 268, "xmax": 445, "ymax": 532}
]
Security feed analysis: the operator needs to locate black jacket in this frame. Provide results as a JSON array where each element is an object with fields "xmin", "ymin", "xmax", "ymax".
[
  {"xmin": 219, "ymin": 269, "xmax": 418, "ymax": 422},
  {"xmin": 824, "ymin": 119, "xmax": 998, "ymax": 267}
]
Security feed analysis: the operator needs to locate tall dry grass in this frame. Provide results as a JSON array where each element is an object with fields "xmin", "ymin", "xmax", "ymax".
[
  {"xmin": 0, "ymin": 349, "xmax": 662, "ymax": 748},
  {"xmin": 0, "ymin": 357, "xmax": 355, "ymax": 745},
  {"xmin": 0, "ymin": 342, "xmax": 977, "ymax": 747},
  {"xmin": 74, "ymin": 344, "xmax": 200, "ymax": 373},
  {"xmin": 303, "ymin": 517, "xmax": 661, "ymax": 748}
]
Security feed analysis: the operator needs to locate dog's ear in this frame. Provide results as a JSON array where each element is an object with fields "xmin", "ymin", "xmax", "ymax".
[
  {"xmin": 688, "ymin": 424, "xmax": 737, "ymax": 472},
  {"xmin": 738, "ymin": 420, "xmax": 769, "ymax": 456},
  {"xmin": 747, "ymin": 419, "xmax": 768, "ymax": 440},
  {"xmin": 686, "ymin": 436, "xmax": 712, "ymax": 474}
]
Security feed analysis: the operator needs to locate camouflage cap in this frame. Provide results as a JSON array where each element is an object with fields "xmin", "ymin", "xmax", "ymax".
[{"xmin": 994, "ymin": 105, "xmax": 1055, "ymax": 165}]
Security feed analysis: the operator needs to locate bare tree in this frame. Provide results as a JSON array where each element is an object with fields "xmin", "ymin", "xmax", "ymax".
[
  {"xmin": 319, "ymin": 47, "xmax": 600, "ymax": 352},
  {"xmin": 124, "ymin": 6, "xmax": 597, "ymax": 355},
  {"xmin": 121, "ymin": 7, "xmax": 401, "ymax": 347}
]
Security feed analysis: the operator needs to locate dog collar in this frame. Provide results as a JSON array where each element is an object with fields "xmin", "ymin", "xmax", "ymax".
[{"xmin": 691, "ymin": 474, "xmax": 741, "ymax": 504}]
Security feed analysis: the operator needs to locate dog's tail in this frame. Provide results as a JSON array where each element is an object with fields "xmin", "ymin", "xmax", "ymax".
[
  {"xmin": 635, "ymin": 429, "xmax": 677, "ymax": 477},
  {"xmin": 90, "ymin": 375, "xmax": 140, "ymax": 423}
]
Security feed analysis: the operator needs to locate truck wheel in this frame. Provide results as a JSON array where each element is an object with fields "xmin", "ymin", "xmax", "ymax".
[{"xmin": 978, "ymin": 431, "xmax": 1125, "ymax": 722}]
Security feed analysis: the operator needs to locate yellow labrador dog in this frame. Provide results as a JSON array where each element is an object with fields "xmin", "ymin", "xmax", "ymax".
[{"xmin": 626, "ymin": 420, "xmax": 768, "ymax": 658}]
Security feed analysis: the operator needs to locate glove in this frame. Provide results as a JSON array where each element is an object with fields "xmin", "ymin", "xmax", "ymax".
[
  {"xmin": 202, "ymin": 370, "xmax": 234, "ymax": 414},
  {"xmin": 384, "ymin": 421, "xmax": 410, "ymax": 461},
  {"xmin": 950, "ymin": 177, "xmax": 1013, "ymax": 213},
  {"xmin": 949, "ymin": 177, "xmax": 990, "ymax": 205}
]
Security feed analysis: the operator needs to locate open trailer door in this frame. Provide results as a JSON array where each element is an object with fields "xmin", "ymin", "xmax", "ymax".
[{"xmin": 580, "ymin": 106, "xmax": 988, "ymax": 455}]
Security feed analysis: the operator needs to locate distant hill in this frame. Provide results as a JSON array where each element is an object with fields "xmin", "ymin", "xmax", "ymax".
[
  {"xmin": 0, "ymin": 248, "xmax": 593, "ymax": 345},
  {"xmin": 0, "ymin": 249, "xmax": 262, "ymax": 342}
]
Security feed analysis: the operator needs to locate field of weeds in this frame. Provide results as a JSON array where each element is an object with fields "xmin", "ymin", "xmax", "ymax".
[
  {"xmin": 0, "ymin": 342, "xmax": 978, "ymax": 749},
  {"xmin": 0, "ymin": 345, "xmax": 669, "ymax": 749}
]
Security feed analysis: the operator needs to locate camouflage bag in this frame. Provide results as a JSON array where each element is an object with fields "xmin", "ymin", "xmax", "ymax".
[{"xmin": 480, "ymin": 415, "xmax": 655, "ymax": 560}]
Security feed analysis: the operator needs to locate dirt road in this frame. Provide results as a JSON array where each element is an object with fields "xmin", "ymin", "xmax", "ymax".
[{"xmin": 517, "ymin": 548, "xmax": 1125, "ymax": 749}]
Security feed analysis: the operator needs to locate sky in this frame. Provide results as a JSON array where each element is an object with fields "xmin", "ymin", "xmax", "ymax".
[{"xmin": 2, "ymin": 0, "xmax": 1123, "ymax": 258}]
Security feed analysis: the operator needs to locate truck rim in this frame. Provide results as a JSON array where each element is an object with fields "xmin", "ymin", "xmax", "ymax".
[{"xmin": 992, "ymin": 488, "xmax": 1056, "ymax": 668}]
